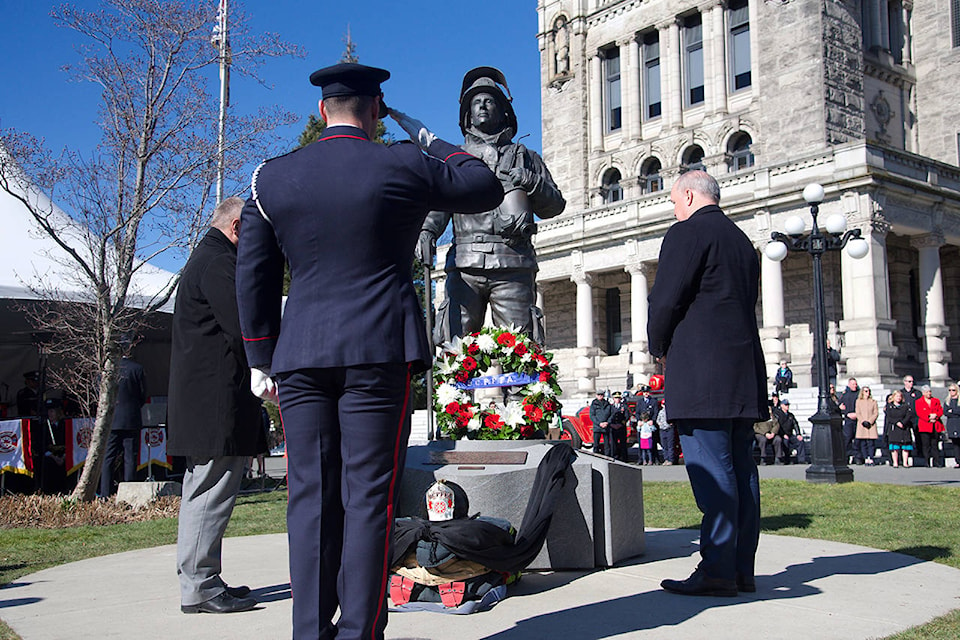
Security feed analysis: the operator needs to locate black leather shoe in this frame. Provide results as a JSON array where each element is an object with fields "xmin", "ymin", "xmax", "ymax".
[
  {"xmin": 736, "ymin": 574, "xmax": 756, "ymax": 593},
  {"xmin": 225, "ymin": 584, "xmax": 251, "ymax": 598},
  {"xmin": 181, "ymin": 592, "xmax": 257, "ymax": 614},
  {"xmin": 661, "ymin": 568, "xmax": 738, "ymax": 597}
]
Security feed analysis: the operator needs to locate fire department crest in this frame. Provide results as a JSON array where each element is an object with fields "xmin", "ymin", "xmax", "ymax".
[
  {"xmin": 0, "ymin": 431, "xmax": 18, "ymax": 453},
  {"xmin": 145, "ymin": 428, "xmax": 164, "ymax": 447},
  {"xmin": 76, "ymin": 426, "xmax": 94, "ymax": 449}
]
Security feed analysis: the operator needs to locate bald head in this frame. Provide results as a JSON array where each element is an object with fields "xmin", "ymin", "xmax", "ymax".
[
  {"xmin": 210, "ymin": 196, "xmax": 244, "ymax": 246},
  {"xmin": 670, "ymin": 171, "xmax": 720, "ymax": 222}
]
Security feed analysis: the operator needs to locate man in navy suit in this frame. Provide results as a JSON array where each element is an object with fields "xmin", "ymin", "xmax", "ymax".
[
  {"xmin": 648, "ymin": 171, "xmax": 768, "ymax": 597},
  {"xmin": 235, "ymin": 63, "xmax": 502, "ymax": 640}
]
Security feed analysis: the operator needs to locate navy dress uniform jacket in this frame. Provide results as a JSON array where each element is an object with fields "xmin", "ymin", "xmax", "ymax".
[
  {"xmin": 237, "ymin": 126, "xmax": 504, "ymax": 374},
  {"xmin": 168, "ymin": 228, "xmax": 265, "ymax": 458},
  {"xmin": 647, "ymin": 205, "xmax": 768, "ymax": 423}
]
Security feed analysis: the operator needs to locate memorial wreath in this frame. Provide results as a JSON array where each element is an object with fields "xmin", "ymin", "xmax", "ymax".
[{"xmin": 433, "ymin": 327, "xmax": 563, "ymax": 440}]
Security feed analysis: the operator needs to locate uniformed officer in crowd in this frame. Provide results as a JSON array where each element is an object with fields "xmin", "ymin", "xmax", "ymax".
[{"xmin": 236, "ymin": 62, "xmax": 503, "ymax": 640}]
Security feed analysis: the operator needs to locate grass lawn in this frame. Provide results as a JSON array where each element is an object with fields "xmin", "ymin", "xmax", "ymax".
[{"xmin": 2, "ymin": 480, "xmax": 959, "ymax": 639}]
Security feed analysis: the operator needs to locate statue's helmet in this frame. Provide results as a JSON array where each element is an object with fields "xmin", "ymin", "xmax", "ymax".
[{"xmin": 459, "ymin": 66, "xmax": 518, "ymax": 136}]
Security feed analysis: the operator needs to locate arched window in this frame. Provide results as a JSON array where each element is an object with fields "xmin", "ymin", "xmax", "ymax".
[
  {"xmin": 639, "ymin": 158, "xmax": 663, "ymax": 194},
  {"xmin": 602, "ymin": 168, "xmax": 623, "ymax": 203},
  {"xmin": 680, "ymin": 145, "xmax": 705, "ymax": 173},
  {"xmin": 727, "ymin": 132, "xmax": 754, "ymax": 171}
]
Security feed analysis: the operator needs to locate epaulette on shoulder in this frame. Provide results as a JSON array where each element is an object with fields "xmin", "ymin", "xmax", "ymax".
[
  {"xmin": 250, "ymin": 160, "xmax": 267, "ymax": 201},
  {"xmin": 250, "ymin": 160, "xmax": 273, "ymax": 225}
]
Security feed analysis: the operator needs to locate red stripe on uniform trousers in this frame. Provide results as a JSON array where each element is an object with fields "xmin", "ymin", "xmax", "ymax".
[
  {"xmin": 371, "ymin": 364, "xmax": 411, "ymax": 639},
  {"xmin": 242, "ymin": 335, "xmax": 276, "ymax": 342}
]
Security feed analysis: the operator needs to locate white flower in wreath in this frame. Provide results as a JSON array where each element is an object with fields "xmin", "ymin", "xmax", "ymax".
[
  {"xmin": 461, "ymin": 334, "xmax": 476, "ymax": 347},
  {"xmin": 502, "ymin": 401, "xmax": 526, "ymax": 427},
  {"xmin": 467, "ymin": 414, "xmax": 481, "ymax": 432},
  {"xmin": 530, "ymin": 381, "xmax": 554, "ymax": 397},
  {"xmin": 436, "ymin": 358, "xmax": 457, "ymax": 377},
  {"xmin": 436, "ymin": 383, "xmax": 461, "ymax": 406},
  {"xmin": 520, "ymin": 352, "xmax": 532, "ymax": 364},
  {"xmin": 476, "ymin": 333, "xmax": 497, "ymax": 353},
  {"xmin": 441, "ymin": 336, "xmax": 464, "ymax": 358}
]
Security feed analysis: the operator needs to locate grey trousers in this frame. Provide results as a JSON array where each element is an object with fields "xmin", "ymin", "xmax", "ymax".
[{"xmin": 177, "ymin": 455, "xmax": 245, "ymax": 606}]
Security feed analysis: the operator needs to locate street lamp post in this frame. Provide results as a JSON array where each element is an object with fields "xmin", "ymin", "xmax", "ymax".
[{"xmin": 765, "ymin": 184, "xmax": 870, "ymax": 484}]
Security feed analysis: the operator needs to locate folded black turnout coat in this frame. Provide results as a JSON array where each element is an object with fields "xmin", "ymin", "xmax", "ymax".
[{"xmin": 391, "ymin": 442, "xmax": 576, "ymax": 574}]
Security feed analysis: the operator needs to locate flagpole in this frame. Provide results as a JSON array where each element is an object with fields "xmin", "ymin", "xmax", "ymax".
[{"xmin": 213, "ymin": 0, "xmax": 230, "ymax": 203}]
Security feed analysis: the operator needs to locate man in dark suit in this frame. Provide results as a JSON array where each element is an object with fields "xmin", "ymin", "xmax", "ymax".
[
  {"xmin": 99, "ymin": 351, "xmax": 146, "ymax": 496},
  {"xmin": 648, "ymin": 170, "xmax": 767, "ymax": 597},
  {"xmin": 235, "ymin": 63, "xmax": 502, "ymax": 640},
  {"xmin": 168, "ymin": 196, "xmax": 265, "ymax": 615}
]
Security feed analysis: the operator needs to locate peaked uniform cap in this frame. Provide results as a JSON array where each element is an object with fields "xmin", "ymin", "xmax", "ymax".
[
  {"xmin": 459, "ymin": 66, "xmax": 517, "ymax": 136},
  {"xmin": 309, "ymin": 62, "xmax": 390, "ymax": 118}
]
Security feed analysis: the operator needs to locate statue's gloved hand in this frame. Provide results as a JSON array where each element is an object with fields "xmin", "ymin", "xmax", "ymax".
[
  {"xmin": 250, "ymin": 367, "xmax": 279, "ymax": 404},
  {"xmin": 508, "ymin": 167, "xmax": 538, "ymax": 191},
  {"xmin": 415, "ymin": 230, "xmax": 436, "ymax": 264},
  {"xmin": 388, "ymin": 108, "xmax": 438, "ymax": 150}
]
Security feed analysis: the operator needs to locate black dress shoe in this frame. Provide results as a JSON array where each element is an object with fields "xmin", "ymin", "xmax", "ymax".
[
  {"xmin": 181, "ymin": 591, "xmax": 257, "ymax": 614},
  {"xmin": 225, "ymin": 584, "xmax": 251, "ymax": 598},
  {"xmin": 736, "ymin": 574, "xmax": 756, "ymax": 593},
  {"xmin": 661, "ymin": 568, "xmax": 738, "ymax": 597}
]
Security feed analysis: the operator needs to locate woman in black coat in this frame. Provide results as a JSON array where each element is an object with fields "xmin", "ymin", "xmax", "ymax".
[
  {"xmin": 943, "ymin": 383, "xmax": 960, "ymax": 469},
  {"xmin": 884, "ymin": 390, "xmax": 912, "ymax": 469}
]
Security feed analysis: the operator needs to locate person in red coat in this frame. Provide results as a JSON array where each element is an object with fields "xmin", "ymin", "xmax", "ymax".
[{"xmin": 915, "ymin": 385, "xmax": 944, "ymax": 468}]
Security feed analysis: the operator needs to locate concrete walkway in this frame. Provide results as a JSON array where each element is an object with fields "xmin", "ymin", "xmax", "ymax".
[{"xmin": 4, "ymin": 526, "xmax": 960, "ymax": 640}]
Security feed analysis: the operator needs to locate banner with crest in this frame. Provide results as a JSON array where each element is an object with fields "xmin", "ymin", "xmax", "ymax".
[
  {"xmin": 0, "ymin": 419, "xmax": 33, "ymax": 476},
  {"xmin": 65, "ymin": 418, "xmax": 95, "ymax": 475},
  {"xmin": 138, "ymin": 427, "xmax": 172, "ymax": 470}
]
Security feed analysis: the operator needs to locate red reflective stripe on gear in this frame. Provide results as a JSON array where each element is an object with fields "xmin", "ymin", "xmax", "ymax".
[
  {"xmin": 443, "ymin": 151, "xmax": 472, "ymax": 162},
  {"xmin": 319, "ymin": 134, "xmax": 369, "ymax": 142},
  {"xmin": 242, "ymin": 335, "xmax": 276, "ymax": 342},
  {"xmin": 371, "ymin": 364, "xmax": 411, "ymax": 639}
]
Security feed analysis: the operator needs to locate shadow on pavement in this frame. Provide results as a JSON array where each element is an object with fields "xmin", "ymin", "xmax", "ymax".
[
  {"xmin": 251, "ymin": 582, "xmax": 292, "ymax": 603},
  {"xmin": 479, "ymin": 549, "xmax": 926, "ymax": 640}
]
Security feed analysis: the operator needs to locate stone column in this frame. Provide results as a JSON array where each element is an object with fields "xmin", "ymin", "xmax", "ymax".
[
  {"xmin": 572, "ymin": 267, "xmax": 599, "ymax": 394},
  {"xmin": 901, "ymin": 1, "xmax": 913, "ymax": 64},
  {"xmin": 624, "ymin": 37, "xmax": 641, "ymax": 141},
  {"xmin": 590, "ymin": 52, "xmax": 604, "ymax": 152},
  {"xmin": 759, "ymin": 250, "xmax": 789, "ymax": 380},
  {"xmin": 660, "ymin": 19, "xmax": 682, "ymax": 129},
  {"xmin": 837, "ymin": 216, "xmax": 898, "ymax": 385},
  {"xmin": 878, "ymin": 0, "xmax": 890, "ymax": 51},
  {"xmin": 912, "ymin": 233, "xmax": 952, "ymax": 385},
  {"xmin": 867, "ymin": 0, "xmax": 883, "ymax": 50},
  {"xmin": 707, "ymin": 1, "xmax": 728, "ymax": 116},
  {"xmin": 625, "ymin": 261, "xmax": 655, "ymax": 375}
]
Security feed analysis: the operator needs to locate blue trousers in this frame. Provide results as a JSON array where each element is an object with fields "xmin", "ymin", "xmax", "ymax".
[
  {"xmin": 278, "ymin": 364, "xmax": 411, "ymax": 640},
  {"xmin": 675, "ymin": 418, "xmax": 760, "ymax": 582}
]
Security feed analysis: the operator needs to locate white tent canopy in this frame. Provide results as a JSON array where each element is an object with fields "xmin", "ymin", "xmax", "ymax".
[{"xmin": 0, "ymin": 169, "xmax": 179, "ymax": 414}]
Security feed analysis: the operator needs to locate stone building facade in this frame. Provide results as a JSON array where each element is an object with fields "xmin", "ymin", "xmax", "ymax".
[{"xmin": 434, "ymin": 0, "xmax": 960, "ymax": 405}]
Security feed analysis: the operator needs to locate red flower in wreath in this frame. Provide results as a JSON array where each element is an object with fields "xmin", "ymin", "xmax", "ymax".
[
  {"xmin": 533, "ymin": 354, "xmax": 549, "ymax": 368},
  {"xmin": 523, "ymin": 404, "xmax": 536, "ymax": 416},
  {"xmin": 513, "ymin": 343, "xmax": 527, "ymax": 356},
  {"xmin": 467, "ymin": 343, "xmax": 480, "ymax": 355},
  {"xmin": 539, "ymin": 371, "xmax": 551, "ymax": 382},
  {"xmin": 485, "ymin": 414, "xmax": 504, "ymax": 430},
  {"xmin": 461, "ymin": 356, "xmax": 478, "ymax": 371},
  {"xmin": 455, "ymin": 414, "xmax": 469, "ymax": 427},
  {"xmin": 520, "ymin": 424, "xmax": 534, "ymax": 438},
  {"xmin": 543, "ymin": 400, "xmax": 555, "ymax": 412},
  {"xmin": 445, "ymin": 402, "xmax": 461, "ymax": 415},
  {"xmin": 496, "ymin": 333, "xmax": 516, "ymax": 347},
  {"xmin": 455, "ymin": 371, "xmax": 469, "ymax": 383}
]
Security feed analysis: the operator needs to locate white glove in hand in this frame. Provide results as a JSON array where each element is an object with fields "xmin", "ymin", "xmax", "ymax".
[
  {"xmin": 388, "ymin": 108, "xmax": 437, "ymax": 149},
  {"xmin": 250, "ymin": 367, "xmax": 279, "ymax": 404}
]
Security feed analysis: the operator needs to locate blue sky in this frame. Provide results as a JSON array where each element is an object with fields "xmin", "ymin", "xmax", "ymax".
[{"xmin": 0, "ymin": 0, "xmax": 545, "ymax": 159}]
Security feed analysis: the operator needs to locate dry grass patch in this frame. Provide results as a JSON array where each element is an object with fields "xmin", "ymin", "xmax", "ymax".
[{"xmin": 0, "ymin": 494, "xmax": 181, "ymax": 529}]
